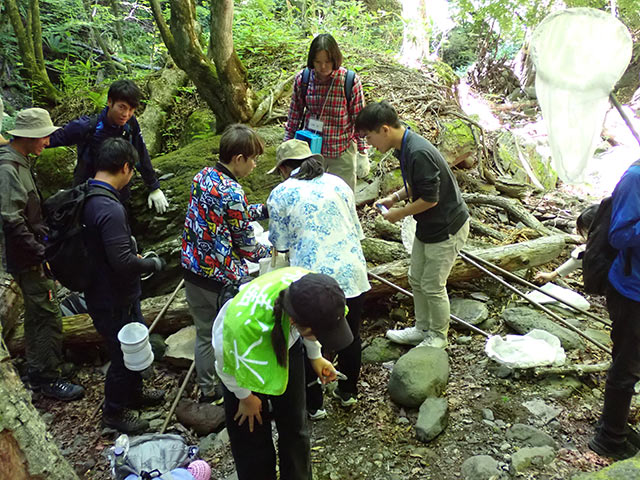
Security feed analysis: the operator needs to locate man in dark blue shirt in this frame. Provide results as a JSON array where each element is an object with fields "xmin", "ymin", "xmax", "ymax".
[
  {"xmin": 83, "ymin": 137, "xmax": 166, "ymax": 433},
  {"xmin": 49, "ymin": 80, "xmax": 168, "ymax": 213}
]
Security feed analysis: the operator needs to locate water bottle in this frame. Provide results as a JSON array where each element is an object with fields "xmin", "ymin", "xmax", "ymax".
[{"xmin": 114, "ymin": 434, "xmax": 130, "ymax": 466}]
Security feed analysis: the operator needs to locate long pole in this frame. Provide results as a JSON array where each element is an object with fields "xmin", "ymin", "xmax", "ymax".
[
  {"xmin": 160, "ymin": 361, "xmax": 196, "ymax": 434},
  {"xmin": 609, "ymin": 93, "xmax": 640, "ymax": 148}
]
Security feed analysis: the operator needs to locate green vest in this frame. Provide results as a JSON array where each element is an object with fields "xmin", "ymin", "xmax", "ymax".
[{"xmin": 222, "ymin": 266, "xmax": 309, "ymax": 395}]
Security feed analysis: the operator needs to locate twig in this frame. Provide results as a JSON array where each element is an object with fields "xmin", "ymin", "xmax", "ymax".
[{"xmin": 533, "ymin": 361, "xmax": 610, "ymax": 377}]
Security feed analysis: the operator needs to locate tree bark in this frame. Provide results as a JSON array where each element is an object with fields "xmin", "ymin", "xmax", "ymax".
[
  {"xmin": 0, "ymin": 341, "xmax": 79, "ymax": 480},
  {"xmin": 367, "ymin": 234, "xmax": 568, "ymax": 299},
  {"xmin": 109, "ymin": 0, "xmax": 128, "ymax": 55},
  {"xmin": 0, "ymin": 280, "xmax": 23, "ymax": 340}
]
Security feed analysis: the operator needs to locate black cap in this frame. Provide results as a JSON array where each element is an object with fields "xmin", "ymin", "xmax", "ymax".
[{"xmin": 283, "ymin": 273, "xmax": 353, "ymax": 351}]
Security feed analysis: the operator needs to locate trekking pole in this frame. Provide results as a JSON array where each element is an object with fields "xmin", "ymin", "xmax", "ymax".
[
  {"xmin": 609, "ymin": 93, "xmax": 640, "ymax": 148},
  {"xmin": 367, "ymin": 271, "xmax": 490, "ymax": 338},
  {"xmin": 457, "ymin": 252, "xmax": 611, "ymax": 354},
  {"xmin": 160, "ymin": 360, "xmax": 196, "ymax": 434},
  {"xmin": 148, "ymin": 279, "xmax": 185, "ymax": 334},
  {"xmin": 460, "ymin": 249, "xmax": 611, "ymax": 327}
]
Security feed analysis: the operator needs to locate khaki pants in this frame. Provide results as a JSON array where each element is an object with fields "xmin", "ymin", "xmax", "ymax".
[
  {"xmin": 408, "ymin": 220, "xmax": 469, "ymax": 337},
  {"xmin": 322, "ymin": 141, "xmax": 357, "ymax": 191}
]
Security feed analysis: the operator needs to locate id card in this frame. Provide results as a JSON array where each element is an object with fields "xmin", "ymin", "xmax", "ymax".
[{"xmin": 308, "ymin": 118, "xmax": 324, "ymax": 133}]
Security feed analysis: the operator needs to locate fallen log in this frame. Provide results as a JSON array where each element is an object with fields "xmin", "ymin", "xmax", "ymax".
[
  {"xmin": 6, "ymin": 289, "xmax": 191, "ymax": 354},
  {"xmin": 533, "ymin": 361, "xmax": 610, "ymax": 377},
  {"xmin": 0, "ymin": 277, "xmax": 22, "ymax": 339},
  {"xmin": 367, "ymin": 234, "xmax": 568, "ymax": 299}
]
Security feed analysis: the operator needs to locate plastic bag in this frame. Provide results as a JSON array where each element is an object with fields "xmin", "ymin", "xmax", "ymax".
[
  {"xmin": 524, "ymin": 283, "xmax": 590, "ymax": 311},
  {"xmin": 485, "ymin": 329, "xmax": 566, "ymax": 369}
]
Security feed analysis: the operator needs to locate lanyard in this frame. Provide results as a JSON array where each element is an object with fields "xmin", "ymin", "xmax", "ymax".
[{"xmin": 399, "ymin": 128, "xmax": 410, "ymax": 197}]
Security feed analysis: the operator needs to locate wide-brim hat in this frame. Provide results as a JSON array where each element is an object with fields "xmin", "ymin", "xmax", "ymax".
[
  {"xmin": 283, "ymin": 273, "xmax": 353, "ymax": 352},
  {"xmin": 267, "ymin": 139, "xmax": 324, "ymax": 174},
  {"xmin": 7, "ymin": 108, "xmax": 60, "ymax": 138}
]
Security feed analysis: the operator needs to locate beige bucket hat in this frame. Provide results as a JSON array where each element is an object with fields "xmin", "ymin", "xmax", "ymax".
[
  {"xmin": 267, "ymin": 139, "xmax": 324, "ymax": 174},
  {"xmin": 7, "ymin": 108, "xmax": 60, "ymax": 138}
]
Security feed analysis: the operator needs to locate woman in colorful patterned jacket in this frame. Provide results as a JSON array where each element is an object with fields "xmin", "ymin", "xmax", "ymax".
[
  {"xmin": 181, "ymin": 124, "xmax": 271, "ymax": 404},
  {"xmin": 283, "ymin": 33, "xmax": 368, "ymax": 191}
]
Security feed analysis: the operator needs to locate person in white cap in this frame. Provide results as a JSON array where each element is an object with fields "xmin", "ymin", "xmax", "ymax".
[{"xmin": 0, "ymin": 108, "xmax": 85, "ymax": 401}]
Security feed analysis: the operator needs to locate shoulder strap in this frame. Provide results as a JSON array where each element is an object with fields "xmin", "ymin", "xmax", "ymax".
[
  {"xmin": 86, "ymin": 183, "xmax": 120, "ymax": 203},
  {"xmin": 344, "ymin": 69, "xmax": 355, "ymax": 107},
  {"xmin": 301, "ymin": 67, "xmax": 311, "ymax": 105},
  {"xmin": 84, "ymin": 115, "xmax": 99, "ymax": 144}
]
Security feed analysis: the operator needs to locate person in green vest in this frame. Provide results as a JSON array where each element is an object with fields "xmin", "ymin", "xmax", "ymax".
[{"xmin": 213, "ymin": 266, "xmax": 353, "ymax": 480}]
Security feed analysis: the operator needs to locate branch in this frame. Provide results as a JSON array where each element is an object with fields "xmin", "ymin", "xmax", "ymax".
[
  {"xmin": 250, "ymin": 73, "xmax": 295, "ymax": 126},
  {"xmin": 148, "ymin": 0, "xmax": 176, "ymax": 53}
]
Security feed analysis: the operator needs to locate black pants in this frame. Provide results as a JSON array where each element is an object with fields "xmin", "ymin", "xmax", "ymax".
[
  {"xmin": 306, "ymin": 293, "xmax": 365, "ymax": 410},
  {"xmin": 597, "ymin": 286, "xmax": 640, "ymax": 445},
  {"xmin": 223, "ymin": 339, "xmax": 311, "ymax": 480},
  {"xmin": 89, "ymin": 301, "xmax": 144, "ymax": 415}
]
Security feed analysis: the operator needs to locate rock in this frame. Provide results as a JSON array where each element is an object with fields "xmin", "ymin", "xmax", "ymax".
[
  {"xmin": 34, "ymin": 146, "xmax": 76, "ymax": 198},
  {"xmin": 164, "ymin": 325, "xmax": 196, "ymax": 366},
  {"xmin": 501, "ymin": 307, "xmax": 584, "ymax": 351},
  {"xmin": 199, "ymin": 432, "xmax": 218, "ymax": 454},
  {"xmin": 361, "ymin": 237, "xmax": 409, "ymax": 265},
  {"xmin": 456, "ymin": 335, "xmax": 473, "ymax": 345},
  {"xmin": 372, "ymin": 216, "xmax": 402, "ymax": 242},
  {"xmin": 175, "ymin": 399, "xmax": 225, "ymax": 436},
  {"xmin": 415, "ymin": 397, "xmax": 448, "ymax": 443},
  {"xmin": 571, "ymin": 454, "xmax": 640, "ymax": 479},
  {"xmin": 510, "ymin": 446, "xmax": 555, "ymax": 474},
  {"xmin": 355, "ymin": 177, "xmax": 381, "ymax": 206},
  {"xmin": 362, "ymin": 337, "xmax": 406, "ymax": 364},
  {"xmin": 149, "ymin": 333, "xmax": 167, "ymax": 360},
  {"xmin": 522, "ymin": 399, "xmax": 562, "ymax": 426},
  {"xmin": 149, "ymin": 419, "xmax": 164, "ymax": 430},
  {"xmin": 437, "ymin": 118, "xmax": 477, "ymax": 168},
  {"xmin": 488, "ymin": 361, "xmax": 513, "ymax": 379},
  {"xmin": 450, "ymin": 298, "xmax": 489, "ymax": 330},
  {"xmin": 388, "ymin": 346, "xmax": 449, "ymax": 408},
  {"xmin": 482, "ymin": 408, "xmax": 494, "ymax": 421},
  {"xmin": 460, "ymin": 455, "xmax": 501, "ymax": 480},
  {"xmin": 180, "ymin": 108, "xmax": 216, "ymax": 147},
  {"xmin": 506, "ymin": 424, "xmax": 558, "ymax": 449}
]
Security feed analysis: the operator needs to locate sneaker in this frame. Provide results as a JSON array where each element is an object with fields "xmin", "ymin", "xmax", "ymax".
[
  {"xmin": 130, "ymin": 388, "xmax": 166, "ymax": 408},
  {"xmin": 588, "ymin": 436, "xmax": 638, "ymax": 460},
  {"xmin": 199, "ymin": 383, "xmax": 224, "ymax": 406},
  {"xmin": 332, "ymin": 389, "xmax": 357, "ymax": 407},
  {"xmin": 416, "ymin": 332, "xmax": 448, "ymax": 349},
  {"xmin": 308, "ymin": 408, "xmax": 327, "ymax": 420},
  {"xmin": 386, "ymin": 327, "xmax": 428, "ymax": 346},
  {"xmin": 102, "ymin": 409, "xmax": 149, "ymax": 434},
  {"xmin": 40, "ymin": 379, "xmax": 85, "ymax": 401}
]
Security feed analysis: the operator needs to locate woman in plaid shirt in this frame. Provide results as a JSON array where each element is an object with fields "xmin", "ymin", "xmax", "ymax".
[{"xmin": 284, "ymin": 34, "xmax": 368, "ymax": 191}]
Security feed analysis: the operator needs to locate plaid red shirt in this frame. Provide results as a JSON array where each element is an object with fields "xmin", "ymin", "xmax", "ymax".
[{"xmin": 284, "ymin": 66, "xmax": 366, "ymax": 158}]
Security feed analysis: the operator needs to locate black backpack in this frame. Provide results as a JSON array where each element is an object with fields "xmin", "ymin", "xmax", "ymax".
[{"xmin": 43, "ymin": 182, "xmax": 118, "ymax": 292}]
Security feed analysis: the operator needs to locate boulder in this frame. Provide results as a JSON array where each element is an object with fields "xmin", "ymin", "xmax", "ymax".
[
  {"xmin": 449, "ymin": 298, "xmax": 489, "ymax": 330},
  {"xmin": 437, "ymin": 118, "xmax": 476, "ymax": 168},
  {"xmin": 506, "ymin": 423, "xmax": 557, "ymax": 449},
  {"xmin": 415, "ymin": 397, "xmax": 448, "ymax": 443},
  {"xmin": 461, "ymin": 455, "xmax": 502, "ymax": 480},
  {"xmin": 175, "ymin": 399, "xmax": 225, "ymax": 436},
  {"xmin": 388, "ymin": 346, "xmax": 449, "ymax": 408},
  {"xmin": 361, "ymin": 337, "xmax": 405, "ymax": 364},
  {"xmin": 164, "ymin": 325, "xmax": 196, "ymax": 367},
  {"xmin": 501, "ymin": 306, "xmax": 584, "ymax": 351},
  {"xmin": 571, "ymin": 454, "xmax": 640, "ymax": 479},
  {"xmin": 510, "ymin": 446, "xmax": 555, "ymax": 474},
  {"xmin": 180, "ymin": 108, "xmax": 216, "ymax": 147},
  {"xmin": 34, "ymin": 146, "xmax": 76, "ymax": 198}
]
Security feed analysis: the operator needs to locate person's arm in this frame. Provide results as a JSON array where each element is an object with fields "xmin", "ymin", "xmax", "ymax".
[
  {"xmin": 225, "ymin": 187, "xmax": 271, "ymax": 262},
  {"xmin": 348, "ymin": 73, "xmax": 367, "ymax": 154},
  {"xmin": 609, "ymin": 171, "xmax": 640, "ymax": 250},
  {"xmin": 284, "ymin": 72, "xmax": 304, "ymax": 141},
  {"xmin": 247, "ymin": 203, "xmax": 268, "ymax": 222},
  {"xmin": 129, "ymin": 117, "xmax": 161, "ymax": 192},
  {"xmin": 267, "ymin": 189, "xmax": 290, "ymax": 252},
  {"xmin": 0, "ymin": 166, "xmax": 45, "ymax": 261},
  {"xmin": 48, "ymin": 117, "xmax": 91, "ymax": 148}
]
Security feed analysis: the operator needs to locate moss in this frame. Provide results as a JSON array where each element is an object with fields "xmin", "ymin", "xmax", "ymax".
[
  {"xmin": 496, "ymin": 131, "xmax": 557, "ymax": 191},
  {"xmin": 179, "ymin": 108, "xmax": 216, "ymax": 147},
  {"xmin": 34, "ymin": 147, "xmax": 76, "ymax": 198},
  {"xmin": 571, "ymin": 455, "xmax": 640, "ymax": 479},
  {"xmin": 438, "ymin": 118, "xmax": 476, "ymax": 166},
  {"xmin": 428, "ymin": 60, "xmax": 460, "ymax": 88},
  {"xmin": 381, "ymin": 168, "xmax": 405, "ymax": 194}
]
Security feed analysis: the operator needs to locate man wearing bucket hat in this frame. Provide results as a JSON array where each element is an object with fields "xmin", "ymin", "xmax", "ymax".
[
  {"xmin": 213, "ymin": 267, "xmax": 351, "ymax": 480},
  {"xmin": 0, "ymin": 108, "xmax": 85, "ymax": 401},
  {"xmin": 267, "ymin": 139, "xmax": 370, "ymax": 418}
]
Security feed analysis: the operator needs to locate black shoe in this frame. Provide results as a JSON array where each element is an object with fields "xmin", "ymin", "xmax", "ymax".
[
  {"xmin": 40, "ymin": 379, "xmax": 85, "ymax": 401},
  {"xmin": 102, "ymin": 409, "xmax": 149, "ymax": 434},
  {"xmin": 588, "ymin": 436, "xmax": 638, "ymax": 460},
  {"xmin": 130, "ymin": 388, "xmax": 166, "ymax": 408},
  {"xmin": 595, "ymin": 419, "xmax": 640, "ymax": 449},
  {"xmin": 199, "ymin": 383, "xmax": 224, "ymax": 405}
]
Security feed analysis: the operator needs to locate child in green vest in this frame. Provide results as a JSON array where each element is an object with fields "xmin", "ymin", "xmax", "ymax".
[{"xmin": 213, "ymin": 266, "xmax": 352, "ymax": 480}]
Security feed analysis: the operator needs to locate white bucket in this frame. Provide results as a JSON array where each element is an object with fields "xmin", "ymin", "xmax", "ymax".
[{"xmin": 117, "ymin": 322, "xmax": 154, "ymax": 371}]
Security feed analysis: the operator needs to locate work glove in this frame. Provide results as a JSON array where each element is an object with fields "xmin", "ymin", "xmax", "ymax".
[
  {"xmin": 150, "ymin": 256, "xmax": 167, "ymax": 272},
  {"xmin": 148, "ymin": 189, "xmax": 169, "ymax": 214},
  {"xmin": 356, "ymin": 151, "xmax": 370, "ymax": 179}
]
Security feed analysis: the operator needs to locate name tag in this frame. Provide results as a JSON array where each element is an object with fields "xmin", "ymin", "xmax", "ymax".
[{"xmin": 308, "ymin": 118, "xmax": 324, "ymax": 133}]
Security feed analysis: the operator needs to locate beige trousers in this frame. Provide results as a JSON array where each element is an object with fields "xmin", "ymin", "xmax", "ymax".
[{"xmin": 322, "ymin": 141, "xmax": 357, "ymax": 191}]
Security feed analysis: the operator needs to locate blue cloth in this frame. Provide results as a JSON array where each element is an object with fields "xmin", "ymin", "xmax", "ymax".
[{"xmin": 608, "ymin": 163, "xmax": 640, "ymax": 301}]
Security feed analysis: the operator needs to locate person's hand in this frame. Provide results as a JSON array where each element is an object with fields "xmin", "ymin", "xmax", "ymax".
[
  {"xmin": 151, "ymin": 257, "xmax": 167, "ymax": 272},
  {"xmin": 383, "ymin": 208, "xmax": 405, "ymax": 224},
  {"xmin": 310, "ymin": 357, "xmax": 337, "ymax": 385},
  {"xmin": 234, "ymin": 393, "xmax": 263, "ymax": 432},
  {"xmin": 148, "ymin": 189, "xmax": 169, "ymax": 214},
  {"xmin": 534, "ymin": 271, "xmax": 557, "ymax": 285},
  {"xmin": 376, "ymin": 196, "xmax": 396, "ymax": 210},
  {"xmin": 356, "ymin": 152, "xmax": 370, "ymax": 178}
]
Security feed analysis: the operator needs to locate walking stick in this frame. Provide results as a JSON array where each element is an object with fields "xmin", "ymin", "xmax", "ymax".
[{"xmin": 160, "ymin": 361, "xmax": 196, "ymax": 434}]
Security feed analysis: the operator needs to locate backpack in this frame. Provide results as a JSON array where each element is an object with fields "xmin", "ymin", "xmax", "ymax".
[
  {"xmin": 42, "ymin": 182, "xmax": 119, "ymax": 292},
  {"xmin": 298, "ymin": 67, "xmax": 356, "ymax": 130}
]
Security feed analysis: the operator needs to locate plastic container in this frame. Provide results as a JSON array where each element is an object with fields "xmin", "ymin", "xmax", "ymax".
[{"xmin": 117, "ymin": 322, "xmax": 154, "ymax": 371}]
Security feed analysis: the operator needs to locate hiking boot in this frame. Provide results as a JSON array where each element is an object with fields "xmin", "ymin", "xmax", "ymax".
[
  {"xmin": 332, "ymin": 389, "xmax": 357, "ymax": 407},
  {"xmin": 385, "ymin": 327, "xmax": 428, "ymax": 346},
  {"xmin": 103, "ymin": 409, "xmax": 149, "ymax": 434},
  {"xmin": 40, "ymin": 379, "xmax": 85, "ymax": 401},
  {"xmin": 199, "ymin": 383, "xmax": 224, "ymax": 406},
  {"xmin": 308, "ymin": 408, "xmax": 328, "ymax": 420},
  {"xmin": 416, "ymin": 332, "xmax": 448, "ymax": 349},
  {"xmin": 588, "ymin": 436, "xmax": 638, "ymax": 460},
  {"xmin": 130, "ymin": 388, "xmax": 166, "ymax": 408}
]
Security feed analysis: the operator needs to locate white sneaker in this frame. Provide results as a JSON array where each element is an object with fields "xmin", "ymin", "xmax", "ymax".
[
  {"xmin": 308, "ymin": 408, "xmax": 327, "ymax": 420},
  {"xmin": 386, "ymin": 327, "xmax": 428, "ymax": 345},
  {"xmin": 416, "ymin": 333, "xmax": 448, "ymax": 349}
]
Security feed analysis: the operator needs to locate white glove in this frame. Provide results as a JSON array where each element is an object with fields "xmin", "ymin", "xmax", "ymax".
[
  {"xmin": 148, "ymin": 189, "xmax": 169, "ymax": 214},
  {"xmin": 356, "ymin": 151, "xmax": 371, "ymax": 178}
]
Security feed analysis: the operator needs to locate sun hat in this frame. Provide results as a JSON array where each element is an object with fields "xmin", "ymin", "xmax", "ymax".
[
  {"xmin": 7, "ymin": 108, "xmax": 60, "ymax": 138},
  {"xmin": 267, "ymin": 139, "xmax": 324, "ymax": 174},
  {"xmin": 283, "ymin": 273, "xmax": 353, "ymax": 351}
]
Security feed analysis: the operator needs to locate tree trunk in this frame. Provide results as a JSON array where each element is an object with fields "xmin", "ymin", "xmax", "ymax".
[
  {"xmin": 148, "ymin": 0, "xmax": 254, "ymax": 131},
  {"xmin": 81, "ymin": 0, "xmax": 123, "ymax": 74},
  {"xmin": 0, "ymin": 279, "xmax": 23, "ymax": 340},
  {"xmin": 109, "ymin": 0, "xmax": 128, "ymax": 55},
  {"xmin": 5, "ymin": 0, "xmax": 59, "ymax": 106},
  {"xmin": 367, "ymin": 234, "xmax": 568, "ymax": 299},
  {"xmin": 0, "ymin": 341, "xmax": 79, "ymax": 480}
]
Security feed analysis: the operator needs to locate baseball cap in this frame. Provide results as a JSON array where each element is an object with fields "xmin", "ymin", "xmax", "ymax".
[{"xmin": 267, "ymin": 139, "xmax": 324, "ymax": 174}]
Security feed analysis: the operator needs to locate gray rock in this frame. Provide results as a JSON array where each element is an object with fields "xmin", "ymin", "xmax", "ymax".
[
  {"xmin": 461, "ymin": 455, "xmax": 501, "ymax": 480},
  {"xmin": 164, "ymin": 326, "xmax": 196, "ymax": 366},
  {"xmin": 482, "ymin": 408, "xmax": 495, "ymax": 421},
  {"xmin": 522, "ymin": 399, "xmax": 561, "ymax": 426},
  {"xmin": 450, "ymin": 298, "xmax": 489, "ymax": 329},
  {"xmin": 389, "ymin": 308, "xmax": 408, "ymax": 323},
  {"xmin": 506, "ymin": 423, "xmax": 558, "ymax": 449},
  {"xmin": 149, "ymin": 333, "xmax": 167, "ymax": 360},
  {"xmin": 510, "ymin": 446, "xmax": 555, "ymax": 474},
  {"xmin": 199, "ymin": 432, "xmax": 218, "ymax": 454},
  {"xmin": 362, "ymin": 337, "xmax": 406, "ymax": 364},
  {"xmin": 456, "ymin": 335, "xmax": 473, "ymax": 345},
  {"xmin": 388, "ymin": 347, "xmax": 450, "ymax": 408},
  {"xmin": 501, "ymin": 307, "xmax": 584, "ymax": 350},
  {"xmin": 355, "ymin": 177, "xmax": 381, "ymax": 206},
  {"xmin": 488, "ymin": 361, "xmax": 513, "ymax": 379},
  {"xmin": 415, "ymin": 397, "xmax": 448, "ymax": 443},
  {"xmin": 149, "ymin": 419, "xmax": 164, "ymax": 430}
]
